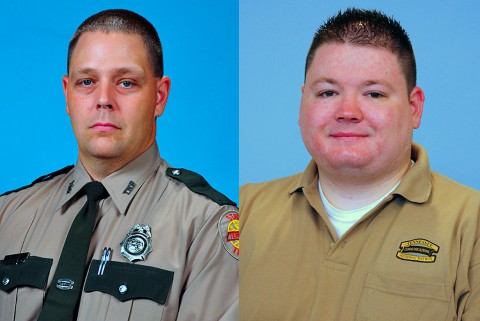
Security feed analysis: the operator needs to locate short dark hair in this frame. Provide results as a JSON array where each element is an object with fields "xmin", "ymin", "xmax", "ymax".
[
  {"xmin": 67, "ymin": 9, "xmax": 163, "ymax": 77},
  {"xmin": 305, "ymin": 8, "xmax": 416, "ymax": 91}
]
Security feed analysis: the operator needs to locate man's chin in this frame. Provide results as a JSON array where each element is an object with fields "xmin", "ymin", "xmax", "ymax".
[
  {"xmin": 317, "ymin": 152, "xmax": 375, "ymax": 172},
  {"xmin": 81, "ymin": 146, "xmax": 123, "ymax": 160}
]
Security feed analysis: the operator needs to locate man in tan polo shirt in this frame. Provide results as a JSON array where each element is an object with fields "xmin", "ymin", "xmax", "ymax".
[
  {"xmin": 0, "ymin": 9, "xmax": 238, "ymax": 321},
  {"xmin": 240, "ymin": 8, "xmax": 480, "ymax": 321}
]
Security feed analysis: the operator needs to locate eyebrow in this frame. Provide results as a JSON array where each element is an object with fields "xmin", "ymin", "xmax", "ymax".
[
  {"xmin": 310, "ymin": 77, "xmax": 394, "ymax": 90},
  {"xmin": 310, "ymin": 77, "xmax": 338, "ymax": 86},
  {"xmin": 364, "ymin": 79, "xmax": 394, "ymax": 90},
  {"xmin": 71, "ymin": 67, "xmax": 146, "ymax": 79}
]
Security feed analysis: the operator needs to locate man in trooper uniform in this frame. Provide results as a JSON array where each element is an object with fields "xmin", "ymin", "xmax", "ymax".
[
  {"xmin": 240, "ymin": 8, "xmax": 480, "ymax": 321},
  {"xmin": 0, "ymin": 9, "xmax": 238, "ymax": 321}
]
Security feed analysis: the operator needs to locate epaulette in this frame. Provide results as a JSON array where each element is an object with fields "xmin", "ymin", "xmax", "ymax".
[
  {"xmin": 0, "ymin": 165, "xmax": 75, "ymax": 197},
  {"xmin": 166, "ymin": 167, "xmax": 236, "ymax": 206}
]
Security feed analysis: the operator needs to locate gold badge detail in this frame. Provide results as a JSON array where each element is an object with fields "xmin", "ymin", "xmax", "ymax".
[{"xmin": 396, "ymin": 238, "xmax": 439, "ymax": 263}]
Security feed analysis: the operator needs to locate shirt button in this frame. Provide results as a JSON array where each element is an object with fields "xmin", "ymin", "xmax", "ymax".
[
  {"xmin": 118, "ymin": 284, "xmax": 128, "ymax": 295},
  {"xmin": 330, "ymin": 242, "xmax": 335, "ymax": 248},
  {"xmin": 2, "ymin": 277, "xmax": 10, "ymax": 286}
]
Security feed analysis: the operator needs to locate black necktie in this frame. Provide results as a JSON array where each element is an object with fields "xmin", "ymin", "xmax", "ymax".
[{"xmin": 38, "ymin": 181, "xmax": 109, "ymax": 321}]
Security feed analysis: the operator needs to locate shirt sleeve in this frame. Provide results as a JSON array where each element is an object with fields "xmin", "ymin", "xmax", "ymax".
[
  {"xmin": 459, "ymin": 211, "xmax": 480, "ymax": 321},
  {"xmin": 176, "ymin": 205, "xmax": 239, "ymax": 321}
]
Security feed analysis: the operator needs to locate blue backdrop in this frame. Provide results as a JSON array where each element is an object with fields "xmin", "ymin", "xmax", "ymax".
[
  {"xmin": 1, "ymin": 1, "xmax": 239, "ymax": 202},
  {"xmin": 240, "ymin": 0, "xmax": 479, "ymax": 190}
]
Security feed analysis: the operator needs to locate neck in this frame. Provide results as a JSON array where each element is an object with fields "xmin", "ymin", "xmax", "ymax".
[
  {"xmin": 318, "ymin": 160, "xmax": 412, "ymax": 210},
  {"xmin": 78, "ymin": 143, "xmax": 155, "ymax": 181},
  {"xmin": 81, "ymin": 157, "xmax": 125, "ymax": 181}
]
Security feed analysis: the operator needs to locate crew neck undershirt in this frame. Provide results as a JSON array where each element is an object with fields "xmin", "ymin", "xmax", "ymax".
[
  {"xmin": 319, "ymin": 181, "xmax": 399, "ymax": 238},
  {"xmin": 318, "ymin": 161, "xmax": 414, "ymax": 238}
]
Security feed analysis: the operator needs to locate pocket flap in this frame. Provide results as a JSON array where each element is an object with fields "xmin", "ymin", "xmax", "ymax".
[
  {"xmin": 365, "ymin": 272, "xmax": 451, "ymax": 301},
  {"xmin": 84, "ymin": 260, "xmax": 174, "ymax": 305},
  {"xmin": 0, "ymin": 256, "xmax": 53, "ymax": 292}
]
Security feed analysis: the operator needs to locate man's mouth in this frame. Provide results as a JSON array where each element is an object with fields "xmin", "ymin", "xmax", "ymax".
[
  {"xmin": 330, "ymin": 132, "xmax": 368, "ymax": 138},
  {"xmin": 91, "ymin": 122, "xmax": 120, "ymax": 131}
]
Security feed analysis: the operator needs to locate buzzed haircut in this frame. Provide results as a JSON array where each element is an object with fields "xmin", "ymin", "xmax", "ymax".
[
  {"xmin": 67, "ymin": 9, "xmax": 164, "ymax": 77},
  {"xmin": 305, "ymin": 8, "xmax": 416, "ymax": 92}
]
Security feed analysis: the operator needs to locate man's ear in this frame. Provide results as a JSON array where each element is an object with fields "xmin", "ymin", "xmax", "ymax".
[
  {"xmin": 409, "ymin": 86, "xmax": 425, "ymax": 129},
  {"xmin": 63, "ymin": 75, "xmax": 70, "ymax": 114},
  {"xmin": 155, "ymin": 76, "xmax": 171, "ymax": 117}
]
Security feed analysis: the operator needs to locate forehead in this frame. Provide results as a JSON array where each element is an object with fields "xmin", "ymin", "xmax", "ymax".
[
  {"xmin": 307, "ymin": 43, "xmax": 405, "ymax": 83},
  {"xmin": 69, "ymin": 31, "xmax": 150, "ymax": 71}
]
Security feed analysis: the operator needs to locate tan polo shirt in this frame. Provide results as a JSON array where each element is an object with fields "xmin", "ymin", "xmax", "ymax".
[
  {"xmin": 0, "ymin": 143, "xmax": 238, "ymax": 321},
  {"xmin": 240, "ymin": 143, "xmax": 480, "ymax": 321}
]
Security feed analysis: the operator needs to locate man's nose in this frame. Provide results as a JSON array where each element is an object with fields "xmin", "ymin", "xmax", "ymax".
[
  {"xmin": 96, "ymin": 83, "xmax": 114, "ymax": 109},
  {"xmin": 335, "ymin": 95, "xmax": 363, "ymax": 122}
]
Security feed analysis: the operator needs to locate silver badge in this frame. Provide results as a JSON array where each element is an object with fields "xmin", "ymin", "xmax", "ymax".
[{"xmin": 120, "ymin": 224, "xmax": 153, "ymax": 262}]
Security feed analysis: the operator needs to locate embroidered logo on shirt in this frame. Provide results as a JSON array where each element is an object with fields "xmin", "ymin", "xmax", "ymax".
[
  {"xmin": 396, "ymin": 238, "xmax": 439, "ymax": 263},
  {"xmin": 217, "ymin": 210, "xmax": 239, "ymax": 260}
]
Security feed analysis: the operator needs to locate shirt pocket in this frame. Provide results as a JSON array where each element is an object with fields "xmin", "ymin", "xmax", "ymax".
[
  {"xmin": 0, "ymin": 255, "xmax": 52, "ymax": 292},
  {"xmin": 85, "ymin": 260, "xmax": 174, "ymax": 303},
  {"xmin": 83, "ymin": 260, "xmax": 174, "ymax": 320},
  {"xmin": 355, "ymin": 272, "xmax": 451, "ymax": 321},
  {"xmin": 0, "ymin": 255, "xmax": 53, "ymax": 320}
]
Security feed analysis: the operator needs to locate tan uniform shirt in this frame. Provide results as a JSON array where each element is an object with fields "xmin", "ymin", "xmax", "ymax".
[
  {"xmin": 0, "ymin": 143, "xmax": 238, "ymax": 321},
  {"xmin": 240, "ymin": 143, "xmax": 480, "ymax": 321}
]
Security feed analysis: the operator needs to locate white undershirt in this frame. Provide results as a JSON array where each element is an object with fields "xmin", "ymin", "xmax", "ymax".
[{"xmin": 319, "ymin": 181, "xmax": 400, "ymax": 238}]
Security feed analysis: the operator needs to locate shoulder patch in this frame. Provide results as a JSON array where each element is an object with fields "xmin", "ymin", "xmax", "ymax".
[
  {"xmin": 0, "ymin": 165, "xmax": 74, "ymax": 197},
  {"xmin": 166, "ymin": 168, "xmax": 236, "ymax": 206},
  {"xmin": 217, "ymin": 210, "xmax": 239, "ymax": 260}
]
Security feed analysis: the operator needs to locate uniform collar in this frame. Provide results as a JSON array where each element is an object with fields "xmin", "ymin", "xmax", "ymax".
[
  {"xmin": 56, "ymin": 143, "xmax": 162, "ymax": 214},
  {"xmin": 289, "ymin": 142, "xmax": 432, "ymax": 204}
]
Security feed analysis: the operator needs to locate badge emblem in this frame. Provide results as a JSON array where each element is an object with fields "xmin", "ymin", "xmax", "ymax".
[
  {"xmin": 218, "ymin": 210, "xmax": 239, "ymax": 260},
  {"xmin": 120, "ymin": 224, "xmax": 153, "ymax": 262},
  {"xmin": 396, "ymin": 238, "xmax": 439, "ymax": 263}
]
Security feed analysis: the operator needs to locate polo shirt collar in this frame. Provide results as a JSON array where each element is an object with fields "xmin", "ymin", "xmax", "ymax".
[
  {"xmin": 393, "ymin": 143, "xmax": 432, "ymax": 204},
  {"xmin": 289, "ymin": 159, "xmax": 318, "ymax": 194}
]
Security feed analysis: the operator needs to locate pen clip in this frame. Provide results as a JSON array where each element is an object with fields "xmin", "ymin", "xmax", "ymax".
[
  {"xmin": 98, "ymin": 247, "xmax": 107, "ymax": 275},
  {"xmin": 101, "ymin": 248, "xmax": 111, "ymax": 275},
  {"xmin": 97, "ymin": 247, "xmax": 111, "ymax": 276}
]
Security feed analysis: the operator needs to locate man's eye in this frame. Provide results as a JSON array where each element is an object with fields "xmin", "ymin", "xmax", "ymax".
[
  {"xmin": 367, "ymin": 92, "xmax": 383, "ymax": 99},
  {"xmin": 319, "ymin": 90, "xmax": 336, "ymax": 97},
  {"xmin": 81, "ymin": 80, "xmax": 93, "ymax": 86},
  {"xmin": 120, "ymin": 81, "xmax": 133, "ymax": 88}
]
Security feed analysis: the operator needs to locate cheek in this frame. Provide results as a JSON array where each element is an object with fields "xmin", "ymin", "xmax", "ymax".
[
  {"xmin": 67, "ymin": 99, "xmax": 98, "ymax": 133},
  {"xmin": 67, "ymin": 108, "xmax": 82, "ymax": 125},
  {"xmin": 300, "ymin": 104, "xmax": 328, "ymax": 133},
  {"xmin": 126, "ymin": 105, "xmax": 157, "ymax": 134},
  {"xmin": 69, "ymin": 115, "xmax": 87, "ymax": 138},
  {"xmin": 67, "ymin": 95, "xmax": 90, "ymax": 115},
  {"xmin": 299, "ymin": 107, "xmax": 329, "ymax": 153},
  {"xmin": 367, "ymin": 107, "xmax": 413, "ymax": 149},
  {"xmin": 366, "ymin": 105, "xmax": 396, "ymax": 130},
  {"xmin": 387, "ymin": 108, "xmax": 412, "ymax": 132}
]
